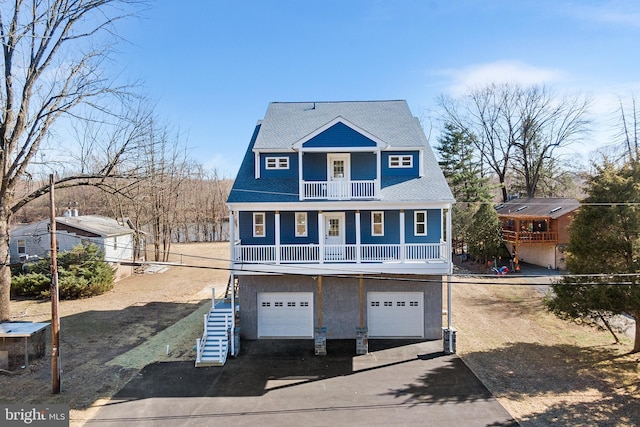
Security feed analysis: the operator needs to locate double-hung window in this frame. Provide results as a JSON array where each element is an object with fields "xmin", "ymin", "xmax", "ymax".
[
  {"xmin": 414, "ymin": 210, "xmax": 427, "ymax": 236},
  {"xmin": 17, "ymin": 239, "xmax": 26, "ymax": 255},
  {"xmin": 253, "ymin": 212, "xmax": 266, "ymax": 237},
  {"xmin": 372, "ymin": 211, "xmax": 384, "ymax": 236},
  {"xmin": 295, "ymin": 212, "xmax": 307, "ymax": 237}
]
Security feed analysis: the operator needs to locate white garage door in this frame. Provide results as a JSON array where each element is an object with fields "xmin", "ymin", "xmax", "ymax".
[
  {"xmin": 258, "ymin": 292, "xmax": 314, "ymax": 338},
  {"xmin": 367, "ymin": 292, "xmax": 424, "ymax": 338}
]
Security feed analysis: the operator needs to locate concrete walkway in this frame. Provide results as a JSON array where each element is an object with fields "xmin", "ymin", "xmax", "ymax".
[{"xmin": 86, "ymin": 339, "xmax": 518, "ymax": 426}]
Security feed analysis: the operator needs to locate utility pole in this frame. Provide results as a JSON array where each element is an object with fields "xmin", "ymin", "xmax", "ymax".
[{"xmin": 49, "ymin": 174, "xmax": 61, "ymax": 393}]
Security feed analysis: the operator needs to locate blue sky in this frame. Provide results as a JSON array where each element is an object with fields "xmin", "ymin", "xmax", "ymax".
[{"xmin": 115, "ymin": 1, "xmax": 640, "ymax": 177}]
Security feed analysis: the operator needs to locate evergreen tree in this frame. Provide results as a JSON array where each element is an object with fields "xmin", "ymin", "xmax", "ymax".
[
  {"xmin": 467, "ymin": 203, "xmax": 504, "ymax": 264},
  {"xmin": 436, "ymin": 123, "xmax": 492, "ymax": 254},
  {"xmin": 546, "ymin": 159, "xmax": 640, "ymax": 353}
]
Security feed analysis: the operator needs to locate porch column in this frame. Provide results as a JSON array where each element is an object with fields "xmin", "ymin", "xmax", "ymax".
[
  {"xmin": 445, "ymin": 205, "xmax": 456, "ymax": 354},
  {"xmin": 318, "ymin": 211, "xmax": 324, "ymax": 264},
  {"xmin": 298, "ymin": 150, "xmax": 304, "ymax": 200},
  {"xmin": 355, "ymin": 210, "xmax": 361, "ymax": 263},
  {"xmin": 446, "ymin": 206, "xmax": 452, "ymax": 259},
  {"xmin": 375, "ymin": 150, "xmax": 381, "ymax": 197},
  {"xmin": 399, "ymin": 210, "xmax": 405, "ymax": 262},
  {"xmin": 229, "ymin": 210, "xmax": 235, "ymax": 263},
  {"xmin": 275, "ymin": 211, "xmax": 281, "ymax": 264}
]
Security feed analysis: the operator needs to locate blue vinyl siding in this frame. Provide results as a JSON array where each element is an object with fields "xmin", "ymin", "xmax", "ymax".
[
  {"xmin": 260, "ymin": 153, "xmax": 298, "ymax": 178},
  {"xmin": 345, "ymin": 211, "xmax": 356, "ymax": 244},
  {"xmin": 303, "ymin": 122, "xmax": 377, "ymax": 148},
  {"xmin": 382, "ymin": 151, "xmax": 420, "ymax": 177},
  {"xmin": 239, "ymin": 209, "xmax": 441, "ymax": 246},
  {"xmin": 405, "ymin": 209, "xmax": 441, "ymax": 243},
  {"xmin": 280, "ymin": 211, "xmax": 319, "ymax": 244},
  {"xmin": 302, "ymin": 153, "xmax": 327, "ymax": 180},
  {"xmin": 239, "ymin": 211, "xmax": 275, "ymax": 245},
  {"xmin": 361, "ymin": 210, "xmax": 400, "ymax": 244},
  {"xmin": 303, "ymin": 152, "xmax": 376, "ymax": 181},
  {"xmin": 351, "ymin": 152, "xmax": 376, "ymax": 180}
]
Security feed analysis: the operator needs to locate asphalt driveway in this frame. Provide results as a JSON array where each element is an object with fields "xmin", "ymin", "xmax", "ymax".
[{"xmin": 87, "ymin": 339, "xmax": 518, "ymax": 426}]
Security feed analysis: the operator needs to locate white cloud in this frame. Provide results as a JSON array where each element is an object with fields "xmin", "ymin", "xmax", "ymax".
[
  {"xmin": 567, "ymin": 2, "xmax": 640, "ymax": 28},
  {"xmin": 438, "ymin": 60, "xmax": 565, "ymax": 96}
]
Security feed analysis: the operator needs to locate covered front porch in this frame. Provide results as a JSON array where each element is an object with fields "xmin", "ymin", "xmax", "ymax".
[{"xmin": 231, "ymin": 241, "xmax": 449, "ymax": 274}]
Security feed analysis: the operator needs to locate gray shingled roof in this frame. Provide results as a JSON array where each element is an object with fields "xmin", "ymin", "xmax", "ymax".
[
  {"xmin": 254, "ymin": 101, "xmax": 428, "ymax": 150},
  {"xmin": 55, "ymin": 215, "xmax": 134, "ymax": 237},
  {"xmin": 228, "ymin": 101, "xmax": 454, "ymax": 204},
  {"xmin": 496, "ymin": 198, "xmax": 580, "ymax": 219}
]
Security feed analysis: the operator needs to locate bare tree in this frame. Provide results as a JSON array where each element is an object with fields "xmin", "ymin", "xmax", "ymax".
[
  {"xmin": 440, "ymin": 83, "xmax": 589, "ymax": 201},
  {"xmin": 0, "ymin": 0, "xmax": 142, "ymax": 320},
  {"xmin": 510, "ymin": 86, "xmax": 589, "ymax": 197},
  {"xmin": 616, "ymin": 94, "xmax": 640, "ymax": 162}
]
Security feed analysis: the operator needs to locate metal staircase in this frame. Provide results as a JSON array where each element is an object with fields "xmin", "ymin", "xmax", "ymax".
[{"xmin": 195, "ymin": 283, "xmax": 238, "ymax": 367}]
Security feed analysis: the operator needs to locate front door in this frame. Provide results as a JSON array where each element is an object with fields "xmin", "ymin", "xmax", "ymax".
[
  {"xmin": 324, "ymin": 213, "xmax": 345, "ymax": 260},
  {"xmin": 327, "ymin": 153, "xmax": 350, "ymax": 199}
]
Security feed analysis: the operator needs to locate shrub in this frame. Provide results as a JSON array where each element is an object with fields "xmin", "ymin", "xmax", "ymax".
[{"xmin": 11, "ymin": 243, "xmax": 115, "ymax": 299}]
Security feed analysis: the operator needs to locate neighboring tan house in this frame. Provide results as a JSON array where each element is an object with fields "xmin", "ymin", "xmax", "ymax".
[
  {"xmin": 196, "ymin": 100, "xmax": 455, "ymax": 366},
  {"xmin": 496, "ymin": 197, "xmax": 580, "ymax": 270},
  {"xmin": 10, "ymin": 213, "xmax": 141, "ymax": 281}
]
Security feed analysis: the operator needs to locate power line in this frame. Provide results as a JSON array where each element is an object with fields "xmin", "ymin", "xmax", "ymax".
[{"xmin": 119, "ymin": 257, "xmax": 640, "ymax": 287}]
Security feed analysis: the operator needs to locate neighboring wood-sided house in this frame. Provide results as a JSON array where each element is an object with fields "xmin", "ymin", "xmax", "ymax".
[
  {"xmin": 212, "ymin": 100, "xmax": 455, "ymax": 360},
  {"xmin": 496, "ymin": 197, "xmax": 580, "ymax": 270},
  {"xmin": 10, "ymin": 213, "xmax": 139, "ymax": 281}
]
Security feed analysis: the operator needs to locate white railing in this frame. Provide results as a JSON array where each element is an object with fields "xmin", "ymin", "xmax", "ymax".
[
  {"xmin": 233, "ymin": 242, "xmax": 447, "ymax": 264},
  {"xmin": 405, "ymin": 242, "xmax": 446, "ymax": 261},
  {"xmin": 302, "ymin": 180, "xmax": 377, "ymax": 200},
  {"xmin": 196, "ymin": 312, "xmax": 208, "ymax": 364}
]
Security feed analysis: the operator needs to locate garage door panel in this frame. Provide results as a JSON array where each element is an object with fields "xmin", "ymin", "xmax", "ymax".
[
  {"xmin": 258, "ymin": 292, "xmax": 313, "ymax": 338},
  {"xmin": 368, "ymin": 292, "xmax": 424, "ymax": 338}
]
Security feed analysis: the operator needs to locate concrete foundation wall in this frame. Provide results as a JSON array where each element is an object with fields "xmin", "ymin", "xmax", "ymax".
[{"xmin": 238, "ymin": 274, "xmax": 443, "ymax": 340}]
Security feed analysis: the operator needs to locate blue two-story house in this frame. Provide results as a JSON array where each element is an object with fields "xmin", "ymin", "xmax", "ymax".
[{"xmin": 225, "ymin": 100, "xmax": 454, "ymax": 353}]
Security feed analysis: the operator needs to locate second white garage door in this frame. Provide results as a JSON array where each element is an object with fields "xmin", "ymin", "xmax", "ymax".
[
  {"xmin": 258, "ymin": 292, "xmax": 314, "ymax": 338},
  {"xmin": 367, "ymin": 292, "xmax": 424, "ymax": 338}
]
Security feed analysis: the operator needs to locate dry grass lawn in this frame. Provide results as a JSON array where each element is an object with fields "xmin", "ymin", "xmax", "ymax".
[{"xmin": 0, "ymin": 242, "xmax": 638, "ymax": 426}]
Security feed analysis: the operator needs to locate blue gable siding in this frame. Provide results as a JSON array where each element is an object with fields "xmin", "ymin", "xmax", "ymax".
[
  {"xmin": 351, "ymin": 152, "xmax": 376, "ymax": 180},
  {"xmin": 260, "ymin": 153, "xmax": 298, "ymax": 178},
  {"xmin": 303, "ymin": 122, "xmax": 377, "ymax": 148},
  {"xmin": 382, "ymin": 151, "xmax": 420, "ymax": 177}
]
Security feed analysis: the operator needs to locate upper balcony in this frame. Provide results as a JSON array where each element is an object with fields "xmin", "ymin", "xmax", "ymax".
[{"xmin": 301, "ymin": 179, "xmax": 379, "ymax": 200}]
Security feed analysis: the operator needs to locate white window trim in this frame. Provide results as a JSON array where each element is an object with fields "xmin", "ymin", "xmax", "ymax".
[
  {"xmin": 253, "ymin": 212, "xmax": 266, "ymax": 237},
  {"xmin": 372, "ymin": 211, "xmax": 384, "ymax": 236},
  {"xmin": 295, "ymin": 212, "xmax": 308, "ymax": 237},
  {"xmin": 389, "ymin": 155, "xmax": 413, "ymax": 168},
  {"xmin": 414, "ymin": 210, "xmax": 427, "ymax": 236},
  {"xmin": 265, "ymin": 156, "xmax": 289, "ymax": 170}
]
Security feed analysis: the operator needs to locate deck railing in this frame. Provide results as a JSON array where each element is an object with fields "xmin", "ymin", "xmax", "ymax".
[
  {"xmin": 232, "ymin": 242, "xmax": 447, "ymax": 264},
  {"xmin": 502, "ymin": 230, "xmax": 558, "ymax": 244},
  {"xmin": 302, "ymin": 180, "xmax": 377, "ymax": 200}
]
